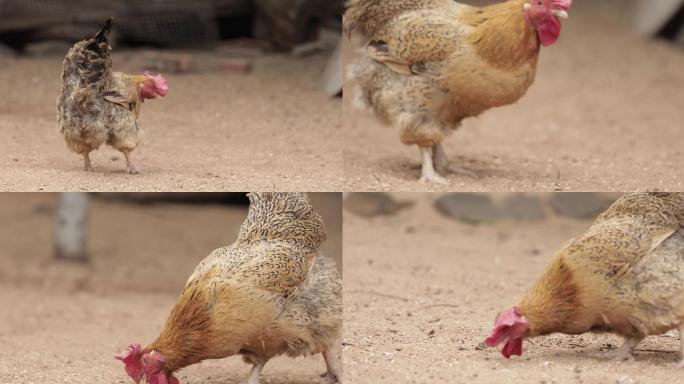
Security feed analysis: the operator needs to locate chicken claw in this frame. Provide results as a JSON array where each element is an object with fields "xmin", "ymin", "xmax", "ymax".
[
  {"xmin": 323, "ymin": 342, "xmax": 343, "ymax": 384},
  {"xmin": 123, "ymin": 151, "xmax": 139, "ymax": 175},
  {"xmin": 589, "ymin": 337, "xmax": 643, "ymax": 362},
  {"xmin": 432, "ymin": 143, "xmax": 476, "ymax": 178},
  {"xmin": 245, "ymin": 360, "xmax": 266, "ymax": 384},
  {"xmin": 420, "ymin": 173, "xmax": 447, "ymax": 184},
  {"xmin": 83, "ymin": 153, "xmax": 94, "ymax": 172},
  {"xmin": 419, "ymin": 147, "xmax": 448, "ymax": 184},
  {"xmin": 324, "ymin": 372, "xmax": 341, "ymax": 384}
]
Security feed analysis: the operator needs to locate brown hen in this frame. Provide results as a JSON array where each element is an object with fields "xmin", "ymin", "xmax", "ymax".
[
  {"xmin": 345, "ymin": 0, "xmax": 571, "ymax": 183},
  {"xmin": 487, "ymin": 193, "xmax": 684, "ymax": 364},
  {"xmin": 116, "ymin": 193, "xmax": 343, "ymax": 384}
]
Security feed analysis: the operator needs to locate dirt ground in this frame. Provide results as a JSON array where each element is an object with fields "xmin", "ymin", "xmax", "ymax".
[
  {"xmin": 344, "ymin": 193, "xmax": 683, "ymax": 384},
  {"xmin": 0, "ymin": 193, "xmax": 341, "ymax": 384},
  {"xmin": 342, "ymin": 1, "xmax": 684, "ymax": 192},
  {"xmin": 0, "ymin": 47, "xmax": 342, "ymax": 192}
]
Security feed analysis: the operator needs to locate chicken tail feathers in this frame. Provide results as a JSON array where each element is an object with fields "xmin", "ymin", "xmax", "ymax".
[
  {"xmin": 92, "ymin": 18, "xmax": 113, "ymax": 48},
  {"xmin": 237, "ymin": 193, "xmax": 327, "ymax": 249},
  {"xmin": 71, "ymin": 18, "xmax": 114, "ymax": 89}
]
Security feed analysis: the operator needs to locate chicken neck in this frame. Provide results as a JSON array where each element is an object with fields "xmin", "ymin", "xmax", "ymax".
[
  {"xmin": 519, "ymin": 256, "xmax": 580, "ymax": 337},
  {"xmin": 463, "ymin": 0, "xmax": 540, "ymax": 71}
]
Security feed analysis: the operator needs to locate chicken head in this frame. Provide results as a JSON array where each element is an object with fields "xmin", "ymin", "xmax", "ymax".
[
  {"xmin": 115, "ymin": 344, "xmax": 145, "ymax": 383},
  {"xmin": 115, "ymin": 344, "xmax": 179, "ymax": 384},
  {"xmin": 142, "ymin": 350, "xmax": 179, "ymax": 384},
  {"xmin": 485, "ymin": 306, "xmax": 529, "ymax": 358},
  {"xmin": 140, "ymin": 71, "xmax": 169, "ymax": 100},
  {"xmin": 523, "ymin": 0, "xmax": 573, "ymax": 47}
]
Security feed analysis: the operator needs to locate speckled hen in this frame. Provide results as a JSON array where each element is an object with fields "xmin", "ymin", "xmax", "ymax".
[
  {"xmin": 57, "ymin": 18, "xmax": 168, "ymax": 174},
  {"xmin": 345, "ymin": 0, "xmax": 572, "ymax": 183},
  {"xmin": 487, "ymin": 193, "xmax": 684, "ymax": 364},
  {"xmin": 116, "ymin": 192, "xmax": 343, "ymax": 384}
]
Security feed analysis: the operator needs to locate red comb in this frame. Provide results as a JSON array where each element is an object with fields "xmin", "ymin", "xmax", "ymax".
[
  {"xmin": 553, "ymin": 0, "xmax": 572, "ymax": 11},
  {"xmin": 115, "ymin": 343, "xmax": 144, "ymax": 383},
  {"xmin": 486, "ymin": 307, "xmax": 522, "ymax": 346}
]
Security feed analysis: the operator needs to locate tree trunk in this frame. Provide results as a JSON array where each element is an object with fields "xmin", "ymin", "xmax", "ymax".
[{"xmin": 54, "ymin": 192, "xmax": 89, "ymax": 262}]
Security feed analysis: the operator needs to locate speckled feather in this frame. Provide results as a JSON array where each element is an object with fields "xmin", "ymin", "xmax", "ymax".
[
  {"xmin": 57, "ymin": 19, "xmax": 144, "ymax": 156},
  {"xmin": 146, "ymin": 193, "xmax": 342, "ymax": 373},
  {"xmin": 521, "ymin": 193, "xmax": 684, "ymax": 338},
  {"xmin": 346, "ymin": 0, "xmax": 539, "ymax": 147}
]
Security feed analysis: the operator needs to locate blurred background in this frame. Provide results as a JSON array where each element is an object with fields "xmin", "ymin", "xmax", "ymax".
[
  {"xmin": 0, "ymin": 0, "xmax": 343, "ymax": 51},
  {"xmin": 0, "ymin": 0, "xmax": 342, "ymax": 93},
  {"xmin": 0, "ymin": 192, "xmax": 341, "ymax": 292},
  {"xmin": 0, "ymin": 0, "xmax": 343, "ymax": 94},
  {"xmin": 0, "ymin": 192, "xmax": 341, "ymax": 384}
]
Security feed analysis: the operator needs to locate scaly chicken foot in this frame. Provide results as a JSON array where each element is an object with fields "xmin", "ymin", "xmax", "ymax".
[
  {"xmin": 122, "ymin": 151, "xmax": 139, "ymax": 175},
  {"xmin": 432, "ymin": 143, "xmax": 476, "ymax": 178},
  {"xmin": 589, "ymin": 336, "xmax": 643, "ymax": 362},
  {"xmin": 245, "ymin": 358, "xmax": 268, "ymax": 384},
  {"xmin": 83, "ymin": 152, "xmax": 94, "ymax": 172},
  {"xmin": 418, "ymin": 147, "xmax": 447, "ymax": 184},
  {"xmin": 322, "ymin": 342, "xmax": 343, "ymax": 384}
]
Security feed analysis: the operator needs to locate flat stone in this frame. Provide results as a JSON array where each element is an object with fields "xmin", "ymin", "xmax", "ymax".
[
  {"xmin": 501, "ymin": 194, "xmax": 547, "ymax": 221},
  {"xmin": 550, "ymin": 193, "xmax": 614, "ymax": 219},
  {"xmin": 435, "ymin": 193, "xmax": 503, "ymax": 223},
  {"xmin": 344, "ymin": 193, "xmax": 412, "ymax": 217}
]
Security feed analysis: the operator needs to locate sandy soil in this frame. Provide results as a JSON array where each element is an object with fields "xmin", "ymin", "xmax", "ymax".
[
  {"xmin": 342, "ymin": 1, "xmax": 684, "ymax": 192},
  {"xmin": 0, "ymin": 48, "xmax": 342, "ymax": 192},
  {"xmin": 344, "ymin": 193, "xmax": 683, "ymax": 383},
  {"xmin": 0, "ymin": 193, "xmax": 341, "ymax": 384}
]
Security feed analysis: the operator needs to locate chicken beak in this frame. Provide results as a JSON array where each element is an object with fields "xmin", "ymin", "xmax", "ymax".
[
  {"xmin": 523, "ymin": 3, "xmax": 532, "ymax": 11},
  {"xmin": 552, "ymin": 9, "xmax": 569, "ymax": 19}
]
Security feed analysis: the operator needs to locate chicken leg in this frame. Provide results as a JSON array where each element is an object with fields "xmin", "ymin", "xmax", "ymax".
[
  {"xmin": 122, "ymin": 150, "xmax": 139, "ymax": 175},
  {"xmin": 322, "ymin": 342, "xmax": 343, "ymax": 384},
  {"xmin": 245, "ymin": 358, "xmax": 268, "ymax": 384},
  {"xmin": 418, "ymin": 147, "xmax": 447, "ymax": 184},
  {"xmin": 83, "ymin": 152, "xmax": 94, "ymax": 172},
  {"xmin": 590, "ymin": 335, "xmax": 644, "ymax": 361},
  {"xmin": 432, "ymin": 143, "xmax": 476, "ymax": 177}
]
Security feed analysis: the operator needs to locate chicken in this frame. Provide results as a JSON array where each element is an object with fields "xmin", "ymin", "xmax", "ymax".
[
  {"xmin": 57, "ymin": 18, "xmax": 168, "ymax": 174},
  {"xmin": 345, "ymin": 0, "xmax": 572, "ymax": 183},
  {"xmin": 115, "ymin": 192, "xmax": 343, "ymax": 384},
  {"xmin": 486, "ymin": 192, "xmax": 684, "ymax": 364}
]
